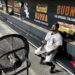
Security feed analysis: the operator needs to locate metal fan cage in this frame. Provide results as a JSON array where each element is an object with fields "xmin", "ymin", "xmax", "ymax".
[{"xmin": 0, "ymin": 34, "xmax": 31, "ymax": 75}]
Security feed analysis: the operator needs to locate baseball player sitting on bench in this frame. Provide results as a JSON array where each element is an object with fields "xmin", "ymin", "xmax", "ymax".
[{"xmin": 34, "ymin": 23, "xmax": 63, "ymax": 73}]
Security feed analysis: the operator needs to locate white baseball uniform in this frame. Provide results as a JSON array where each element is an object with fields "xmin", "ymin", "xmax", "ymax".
[{"xmin": 34, "ymin": 31, "xmax": 63, "ymax": 62}]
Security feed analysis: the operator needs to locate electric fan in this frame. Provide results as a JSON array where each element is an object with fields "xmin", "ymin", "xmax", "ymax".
[{"xmin": 0, "ymin": 34, "xmax": 31, "ymax": 75}]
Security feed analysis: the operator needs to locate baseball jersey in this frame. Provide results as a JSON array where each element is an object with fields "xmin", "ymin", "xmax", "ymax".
[{"xmin": 44, "ymin": 31, "xmax": 63, "ymax": 52}]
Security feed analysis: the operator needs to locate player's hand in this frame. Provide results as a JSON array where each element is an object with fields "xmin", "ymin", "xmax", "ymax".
[
  {"xmin": 45, "ymin": 52, "xmax": 50, "ymax": 56},
  {"xmin": 42, "ymin": 40, "xmax": 47, "ymax": 44},
  {"xmin": 40, "ymin": 47, "xmax": 43, "ymax": 51}
]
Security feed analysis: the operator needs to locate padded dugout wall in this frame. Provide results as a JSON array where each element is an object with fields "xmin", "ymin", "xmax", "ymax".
[{"xmin": 18, "ymin": 0, "xmax": 75, "ymax": 39}]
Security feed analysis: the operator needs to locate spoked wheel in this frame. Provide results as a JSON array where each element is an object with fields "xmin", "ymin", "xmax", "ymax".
[{"xmin": 0, "ymin": 34, "xmax": 31, "ymax": 75}]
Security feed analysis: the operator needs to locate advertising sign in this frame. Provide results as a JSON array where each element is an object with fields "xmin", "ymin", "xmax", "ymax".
[
  {"xmin": 0, "ymin": 1, "xmax": 2, "ymax": 8},
  {"xmin": 14, "ymin": 0, "xmax": 20, "ymax": 14},
  {"xmin": 58, "ymin": 21, "xmax": 75, "ymax": 36},
  {"xmin": 7, "ymin": 0, "xmax": 13, "ymax": 5},
  {"xmin": 34, "ymin": 4, "xmax": 48, "ymax": 26},
  {"xmin": 3, "ymin": 6, "xmax": 6, "ymax": 13},
  {"xmin": 1, "ymin": 0, "xmax": 5, "ymax": 4},
  {"xmin": 14, "ymin": 7, "xmax": 20, "ymax": 13},
  {"xmin": 0, "ymin": 0, "xmax": 3, "ymax": 12},
  {"xmin": 8, "ymin": 7, "xmax": 12, "ymax": 13}
]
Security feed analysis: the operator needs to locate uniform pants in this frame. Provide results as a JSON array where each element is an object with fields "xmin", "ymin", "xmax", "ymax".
[{"xmin": 34, "ymin": 47, "xmax": 57, "ymax": 62}]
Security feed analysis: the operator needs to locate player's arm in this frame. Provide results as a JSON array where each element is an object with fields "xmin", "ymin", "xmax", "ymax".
[
  {"xmin": 46, "ymin": 45, "xmax": 60, "ymax": 56},
  {"xmin": 40, "ymin": 40, "xmax": 47, "ymax": 51}
]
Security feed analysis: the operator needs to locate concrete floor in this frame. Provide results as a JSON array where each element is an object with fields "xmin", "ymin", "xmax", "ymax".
[{"xmin": 0, "ymin": 20, "xmax": 70, "ymax": 75}]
